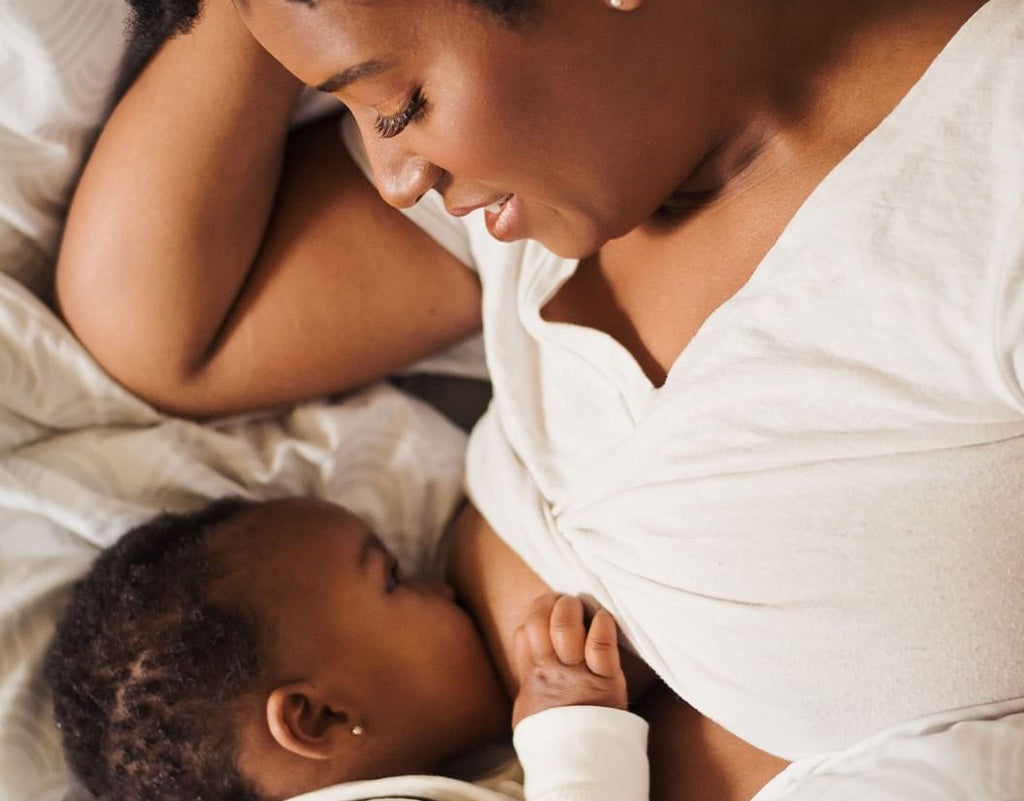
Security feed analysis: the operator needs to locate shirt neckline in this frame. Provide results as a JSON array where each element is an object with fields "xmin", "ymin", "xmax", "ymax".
[{"xmin": 522, "ymin": 0, "xmax": 1004, "ymax": 412}]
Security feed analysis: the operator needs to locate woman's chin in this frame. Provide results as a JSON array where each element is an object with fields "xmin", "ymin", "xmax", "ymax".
[
  {"xmin": 534, "ymin": 218, "xmax": 614, "ymax": 260},
  {"xmin": 486, "ymin": 202, "xmax": 618, "ymax": 259}
]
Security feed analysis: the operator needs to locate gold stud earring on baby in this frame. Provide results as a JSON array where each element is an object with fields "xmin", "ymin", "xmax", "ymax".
[
  {"xmin": 350, "ymin": 724, "xmax": 365, "ymax": 737},
  {"xmin": 606, "ymin": 0, "xmax": 642, "ymax": 10}
]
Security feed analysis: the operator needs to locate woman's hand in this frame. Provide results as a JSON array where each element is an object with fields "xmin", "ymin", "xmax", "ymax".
[{"xmin": 511, "ymin": 593, "xmax": 628, "ymax": 727}]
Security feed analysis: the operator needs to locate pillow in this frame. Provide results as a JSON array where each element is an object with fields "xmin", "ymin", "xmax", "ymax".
[{"xmin": 0, "ymin": 0, "xmax": 129, "ymax": 294}]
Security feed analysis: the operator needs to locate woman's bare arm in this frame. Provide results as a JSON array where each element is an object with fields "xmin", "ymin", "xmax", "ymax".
[
  {"xmin": 448, "ymin": 503, "xmax": 660, "ymax": 700},
  {"xmin": 447, "ymin": 503, "xmax": 559, "ymax": 696},
  {"xmin": 55, "ymin": 0, "xmax": 480, "ymax": 418},
  {"xmin": 448, "ymin": 503, "xmax": 789, "ymax": 801}
]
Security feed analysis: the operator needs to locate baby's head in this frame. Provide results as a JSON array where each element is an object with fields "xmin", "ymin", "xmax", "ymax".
[{"xmin": 46, "ymin": 497, "xmax": 509, "ymax": 801}]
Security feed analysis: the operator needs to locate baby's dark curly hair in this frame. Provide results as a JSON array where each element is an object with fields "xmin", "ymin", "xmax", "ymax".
[
  {"xmin": 44, "ymin": 498, "xmax": 269, "ymax": 801},
  {"xmin": 125, "ymin": 0, "xmax": 534, "ymax": 52}
]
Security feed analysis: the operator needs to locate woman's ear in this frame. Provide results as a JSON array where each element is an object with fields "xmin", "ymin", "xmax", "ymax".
[{"xmin": 265, "ymin": 681, "xmax": 363, "ymax": 760}]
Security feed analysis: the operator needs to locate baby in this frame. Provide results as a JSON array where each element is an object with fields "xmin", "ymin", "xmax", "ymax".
[{"xmin": 46, "ymin": 497, "xmax": 649, "ymax": 801}]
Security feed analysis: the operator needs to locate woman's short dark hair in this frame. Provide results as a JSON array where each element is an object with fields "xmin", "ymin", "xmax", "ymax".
[
  {"xmin": 44, "ymin": 498, "xmax": 268, "ymax": 801},
  {"xmin": 125, "ymin": 0, "xmax": 534, "ymax": 51}
]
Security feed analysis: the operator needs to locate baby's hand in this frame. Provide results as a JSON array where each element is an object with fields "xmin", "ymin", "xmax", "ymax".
[{"xmin": 511, "ymin": 593, "xmax": 628, "ymax": 728}]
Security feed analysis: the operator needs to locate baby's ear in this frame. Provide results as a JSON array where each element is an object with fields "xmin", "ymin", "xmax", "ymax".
[{"xmin": 266, "ymin": 682, "xmax": 360, "ymax": 760}]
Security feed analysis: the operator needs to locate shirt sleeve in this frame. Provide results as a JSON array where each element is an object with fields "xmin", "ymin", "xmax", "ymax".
[
  {"xmin": 749, "ymin": 700, "xmax": 1024, "ymax": 801},
  {"xmin": 513, "ymin": 706, "xmax": 649, "ymax": 801}
]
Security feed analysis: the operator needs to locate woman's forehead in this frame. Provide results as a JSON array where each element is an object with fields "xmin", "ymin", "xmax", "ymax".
[
  {"xmin": 236, "ymin": 0, "xmax": 517, "ymax": 44},
  {"xmin": 236, "ymin": 0, "xmax": 438, "ymax": 30},
  {"xmin": 235, "ymin": 0, "xmax": 439, "ymax": 71}
]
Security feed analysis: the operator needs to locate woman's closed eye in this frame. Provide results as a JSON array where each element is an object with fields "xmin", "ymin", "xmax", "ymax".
[{"xmin": 374, "ymin": 88, "xmax": 428, "ymax": 139}]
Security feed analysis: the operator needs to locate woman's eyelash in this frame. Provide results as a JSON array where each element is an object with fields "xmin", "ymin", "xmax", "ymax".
[{"xmin": 374, "ymin": 88, "xmax": 427, "ymax": 139}]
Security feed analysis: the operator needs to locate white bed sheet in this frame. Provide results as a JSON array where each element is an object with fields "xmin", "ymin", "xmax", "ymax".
[{"xmin": 0, "ymin": 0, "xmax": 127, "ymax": 296}]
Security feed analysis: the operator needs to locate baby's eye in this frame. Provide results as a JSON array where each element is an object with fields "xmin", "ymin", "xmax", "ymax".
[{"xmin": 385, "ymin": 557, "xmax": 401, "ymax": 593}]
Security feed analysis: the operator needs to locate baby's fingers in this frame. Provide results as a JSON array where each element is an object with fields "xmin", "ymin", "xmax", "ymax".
[
  {"xmin": 549, "ymin": 595, "xmax": 587, "ymax": 666},
  {"xmin": 521, "ymin": 593, "xmax": 559, "ymax": 661},
  {"xmin": 584, "ymin": 608, "xmax": 622, "ymax": 679}
]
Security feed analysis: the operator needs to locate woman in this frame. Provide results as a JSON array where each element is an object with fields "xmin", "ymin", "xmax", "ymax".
[{"xmin": 57, "ymin": 0, "xmax": 1024, "ymax": 798}]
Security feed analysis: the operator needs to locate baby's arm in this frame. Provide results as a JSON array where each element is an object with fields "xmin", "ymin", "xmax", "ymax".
[
  {"xmin": 511, "ymin": 594, "xmax": 649, "ymax": 801},
  {"xmin": 56, "ymin": 0, "xmax": 480, "ymax": 418}
]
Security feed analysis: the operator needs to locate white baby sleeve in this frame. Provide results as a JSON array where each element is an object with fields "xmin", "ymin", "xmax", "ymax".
[{"xmin": 513, "ymin": 706, "xmax": 649, "ymax": 801}]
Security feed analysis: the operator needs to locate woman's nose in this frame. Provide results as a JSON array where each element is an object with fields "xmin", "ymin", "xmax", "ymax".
[{"xmin": 367, "ymin": 141, "xmax": 443, "ymax": 209}]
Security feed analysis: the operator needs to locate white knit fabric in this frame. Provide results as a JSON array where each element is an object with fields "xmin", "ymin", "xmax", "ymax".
[
  {"xmin": 752, "ymin": 699, "xmax": 1024, "ymax": 801},
  {"xmin": 513, "ymin": 707, "xmax": 648, "ymax": 801}
]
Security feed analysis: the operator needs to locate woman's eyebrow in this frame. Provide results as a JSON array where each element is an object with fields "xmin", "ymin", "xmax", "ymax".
[{"xmin": 315, "ymin": 59, "xmax": 391, "ymax": 93}]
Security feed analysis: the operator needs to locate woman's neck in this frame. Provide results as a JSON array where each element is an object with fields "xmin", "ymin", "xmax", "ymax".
[{"xmin": 666, "ymin": 0, "xmax": 986, "ymax": 204}]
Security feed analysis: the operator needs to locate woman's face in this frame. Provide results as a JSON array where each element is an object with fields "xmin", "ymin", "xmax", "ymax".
[{"xmin": 236, "ymin": 0, "xmax": 721, "ymax": 257}]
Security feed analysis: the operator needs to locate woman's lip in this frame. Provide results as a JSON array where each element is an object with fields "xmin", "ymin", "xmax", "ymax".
[
  {"xmin": 448, "ymin": 195, "xmax": 510, "ymax": 218},
  {"xmin": 484, "ymin": 194, "xmax": 520, "ymax": 241},
  {"xmin": 483, "ymin": 196, "xmax": 510, "ymax": 214}
]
